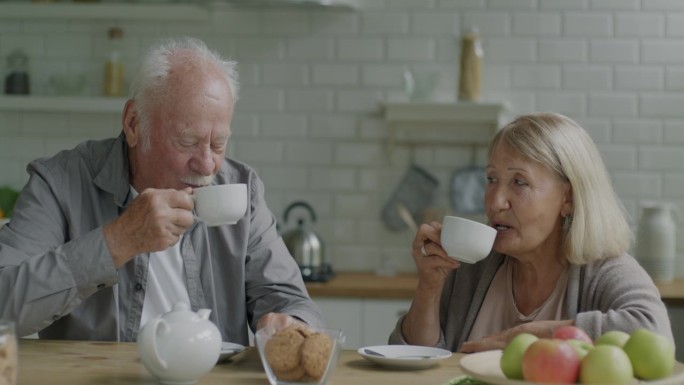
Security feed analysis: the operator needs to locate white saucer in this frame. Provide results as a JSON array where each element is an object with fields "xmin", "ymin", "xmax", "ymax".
[
  {"xmin": 357, "ymin": 345, "xmax": 452, "ymax": 370},
  {"xmin": 218, "ymin": 342, "xmax": 245, "ymax": 362}
]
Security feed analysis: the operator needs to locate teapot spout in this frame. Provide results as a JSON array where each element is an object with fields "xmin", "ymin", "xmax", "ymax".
[{"xmin": 197, "ymin": 309, "xmax": 211, "ymax": 320}]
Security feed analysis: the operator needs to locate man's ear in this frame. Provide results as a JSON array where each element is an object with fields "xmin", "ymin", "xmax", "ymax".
[{"xmin": 122, "ymin": 99, "xmax": 139, "ymax": 148}]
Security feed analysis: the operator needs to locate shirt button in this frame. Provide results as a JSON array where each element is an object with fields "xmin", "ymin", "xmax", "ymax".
[
  {"xmin": 52, "ymin": 315, "xmax": 59, "ymax": 321},
  {"xmin": 97, "ymin": 284, "xmax": 105, "ymax": 289},
  {"xmin": 135, "ymin": 283, "xmax": 143, "ymax": 291}
]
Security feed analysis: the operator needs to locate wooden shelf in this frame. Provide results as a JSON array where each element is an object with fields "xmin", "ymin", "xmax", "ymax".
[
  {"xmin": 383, "ymin": 101, "xmax": 506, "ymax": 147},
  {"xmin": 0, "ymin": 95, "xmax": 126, "ymax": 113},
  {"xmin": 0, "ymin": 3, "xmax": 210, "ymax": 21}
]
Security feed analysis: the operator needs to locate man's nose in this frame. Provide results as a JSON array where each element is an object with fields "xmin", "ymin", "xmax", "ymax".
[{"xmin": 192, "ymin": 147, "xmax": 215, "ymax": 175}]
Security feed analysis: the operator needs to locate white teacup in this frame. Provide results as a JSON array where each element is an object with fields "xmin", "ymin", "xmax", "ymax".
[
  {"xmin": 440, "ymin": 216, "xmax": 496, "ymax": 264},
  {"xmin": 192, "ymin": 184, "xmax": 247, "ymax": 226}
]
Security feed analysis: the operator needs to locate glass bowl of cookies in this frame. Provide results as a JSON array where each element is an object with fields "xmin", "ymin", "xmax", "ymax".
[{"xmin": 255, "ymin": 325, "xmax": 344, "ymax": 385}]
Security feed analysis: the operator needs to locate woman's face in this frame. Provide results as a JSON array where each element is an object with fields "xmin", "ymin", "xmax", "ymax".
[{"xmin": 484, "ymin": 143, "xmax": 572, "ymax": 262}]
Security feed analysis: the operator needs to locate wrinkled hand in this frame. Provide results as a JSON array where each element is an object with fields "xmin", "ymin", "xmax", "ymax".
[
  {"xmin": 256, "ymin": 312, "xmax": 307, "ymax": 332},
  {"xmin": 412, "ymin": 222, "xmax": 461, "ymax": 293},
  {"xmin": 104, "ymin": 187, "xmax": 195, "ymax": 267},
  {"xmin": 459, "ymin": 320, "xmax": 573, "ymax": 353}
]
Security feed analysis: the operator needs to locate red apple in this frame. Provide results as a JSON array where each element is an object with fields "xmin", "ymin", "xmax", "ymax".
[
  {"xmin": 522, "ymin": 339, "xmax": 581, "ymax": 383},
  {"xmin": 553, "ymin": 325, "xmax": 593, "ymax": 344}
]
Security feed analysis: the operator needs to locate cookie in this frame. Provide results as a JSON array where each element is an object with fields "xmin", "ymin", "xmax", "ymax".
[
  {"xmin": 264, "ymin": 326, "xmax": 306, "ymax": 372},
  {"xmin": 273, "ymin": 364, "xmax": 306, "ymax": 382},
  {"xmin": 301, "ymin": 332, "xmax": 333, "ymax": 380}
]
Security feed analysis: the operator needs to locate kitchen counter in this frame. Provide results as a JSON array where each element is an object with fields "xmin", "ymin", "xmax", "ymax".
[
  {"xmin": 307, "ymin": 272, "xmax": 684, "ymax": 305},
  {"xmin": 305, "ymin": 272, "xmax": 417, "ymax": 299}
]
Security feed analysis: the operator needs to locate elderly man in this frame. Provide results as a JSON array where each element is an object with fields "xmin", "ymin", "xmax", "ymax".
[{"xmin": 0, "ymin": 37, "xmax": 323, "ymax": 342}]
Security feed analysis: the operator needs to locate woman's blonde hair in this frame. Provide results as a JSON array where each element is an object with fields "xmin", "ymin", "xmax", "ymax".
[{"xmin": 488, "ymin": 112, "xmax": 631, "ymax": 264}]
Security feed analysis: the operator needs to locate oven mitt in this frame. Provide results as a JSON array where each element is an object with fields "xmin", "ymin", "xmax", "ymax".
[
  {"xmin": 381, "ymin": 164, "xmax": 439, "ymax": 231},
  {"xmin": 450, "ymin": 167, "xmax": 485, "ymax": 214}
]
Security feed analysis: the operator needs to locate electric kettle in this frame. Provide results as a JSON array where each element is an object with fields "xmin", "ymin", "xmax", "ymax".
[{"xmin": 282, "ymin": 201, "xmax": 333, "ymax": 282}]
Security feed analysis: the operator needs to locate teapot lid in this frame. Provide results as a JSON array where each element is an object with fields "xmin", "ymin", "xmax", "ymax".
[{"xmin": 160, "ymin": 302, "xmax": 200, "ymax": 323}]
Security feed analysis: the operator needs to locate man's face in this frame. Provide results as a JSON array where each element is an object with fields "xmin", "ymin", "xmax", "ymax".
[{"xmin": 128, "ymin": 72, "xmax": 234, "ymax": 191}]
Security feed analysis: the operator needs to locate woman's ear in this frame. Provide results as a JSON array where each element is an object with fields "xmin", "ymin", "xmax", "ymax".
[
  {"xmin": 561, "ymin": 182, "xmax": 573, "ymax": 217},
  {"xmin": 122, "ymin": 99, "xmax": 139, "ymax": 148}
]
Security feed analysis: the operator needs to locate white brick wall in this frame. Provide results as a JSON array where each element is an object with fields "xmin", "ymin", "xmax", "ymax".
[{"xmin": 3, "ymin": 1, "xmax": 684, "ymax": 277}]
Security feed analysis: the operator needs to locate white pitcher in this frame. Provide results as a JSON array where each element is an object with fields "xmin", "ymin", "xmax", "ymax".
[{"xmin": 635, "ymin": 203, "xmax": 677, "ymax": 283}]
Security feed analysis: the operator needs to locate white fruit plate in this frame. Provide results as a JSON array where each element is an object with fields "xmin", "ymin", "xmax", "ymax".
[{"xmin": 460, "ymin": 350, "xmax": 684, "ymax": 385}]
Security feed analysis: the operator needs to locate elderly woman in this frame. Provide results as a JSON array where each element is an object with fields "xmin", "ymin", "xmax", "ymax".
[{"xmin": 390, "ymin": 112, "xmax": 672, "ymax": 352}]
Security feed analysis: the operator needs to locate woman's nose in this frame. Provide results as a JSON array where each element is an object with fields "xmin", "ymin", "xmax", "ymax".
[{"xmin": 486, "ymin": 185, "xmax": 510, "ymax": 211}]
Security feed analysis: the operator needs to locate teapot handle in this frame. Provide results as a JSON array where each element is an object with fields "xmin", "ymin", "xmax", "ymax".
[{"xmin": 140, "ymin": 318, "xmax": 171, "ymax": 370}]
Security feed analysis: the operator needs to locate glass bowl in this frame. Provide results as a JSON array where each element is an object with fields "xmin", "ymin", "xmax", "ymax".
[{"xmin": 255, "ymin": 326, "xmax": 344, "ymax": 385}]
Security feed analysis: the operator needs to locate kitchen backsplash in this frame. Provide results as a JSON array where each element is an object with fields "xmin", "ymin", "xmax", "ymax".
[{"xmin": 2, "ymin": 0, "xmax": 684, "ymax": 275}]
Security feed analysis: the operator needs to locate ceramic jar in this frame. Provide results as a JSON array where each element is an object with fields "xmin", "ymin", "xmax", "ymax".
[{"xmin": 635, "ymin": 203, "xmax": 677, "ymax": 283}]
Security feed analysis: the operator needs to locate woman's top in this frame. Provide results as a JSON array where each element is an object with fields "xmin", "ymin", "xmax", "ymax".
[
  {"xmin": 467, "ymin": 256, "xmax": 569, "ymax": 342},
  {"xmin": 389, "ymin": 252, "xmax": 672, "ymax": 351}
]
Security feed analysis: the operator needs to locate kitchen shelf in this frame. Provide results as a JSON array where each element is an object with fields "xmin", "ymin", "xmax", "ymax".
[
  {"xmin": 382, "ymin": 101, "xmax": 506, "ymax": 147},
  {"xmin": 0, "ymin": 1, "xmax": 356, "ymax": 20},
  {"xmin": 0, "ymin": 3, "xmax": 210, "ymax": 21},
  {"xmin": 0, "ymin": 95, "xmax": 126, "ymax": 113}
]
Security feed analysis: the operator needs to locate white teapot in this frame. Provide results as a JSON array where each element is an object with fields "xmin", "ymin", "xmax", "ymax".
[{"xmin": 137, "ymin": 302, "xmax": 222, "ymax": 385}]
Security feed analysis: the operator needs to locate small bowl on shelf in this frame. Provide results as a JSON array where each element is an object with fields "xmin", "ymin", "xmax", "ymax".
[
  {"xmin": 255, "ymin": 326, "xmax": 344, "ymax": 385},
  {"xmin": 50, "ymin": 73, "xmax": 87, "ymax": 96}
]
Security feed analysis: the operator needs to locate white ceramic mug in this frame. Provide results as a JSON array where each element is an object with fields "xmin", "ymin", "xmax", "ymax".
[
  {"xmin": 440, "ymin": 216, "xmax": 496, "ymax": 264},
  {"xmin": 192, "ymin": 184, "xmax": 247, "ymax": 226}
]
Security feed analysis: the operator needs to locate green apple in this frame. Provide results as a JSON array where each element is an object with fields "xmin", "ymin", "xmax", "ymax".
[
  {"xmin": 623, "ymin": 328, "xmax": 675, "ymax": 380},
  {"xmin": 500, "ymin": 333, "xmax": 538, "ymax": 379},
  {"xmin": 579, "ymin": 345, "xmax": 633, "ymax": 384},
  {"xmin": 567, "ymin": 339, "xmax": 593, "ymax": 359},
  {"xmin": 595, "ymin": 330, "xmax": 630, "ymax": 348}
]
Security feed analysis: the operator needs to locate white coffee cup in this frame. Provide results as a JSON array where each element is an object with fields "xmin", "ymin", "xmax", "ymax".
[
  {"xmin": 192, "ymin": 184, "xmax": 247, "ymax": 226},
  {"xmin": 440, "ymin": 216, "xmax": 496, "ymax": 264}
]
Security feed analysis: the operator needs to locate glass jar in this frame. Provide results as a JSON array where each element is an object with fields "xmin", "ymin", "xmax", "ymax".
[
  {"xmin": 0, "ymin": 320, "xmax": 18, "ymax": 385},
  {"xmin": 4, "ymin": 49, "xmax": 30, "ymax": 95}
]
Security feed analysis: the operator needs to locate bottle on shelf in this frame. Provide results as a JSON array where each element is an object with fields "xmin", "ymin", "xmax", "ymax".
[
  {"xmin": 457, "ymin": 26, "xmax": 483, "ymax": 102},
  {"xmin": 4, "ymin": 49, "xmax": 30, "ymax": 95},
  {"xmin": 104, "ymin": 27, "xmax": 125, "ymax": 97}
]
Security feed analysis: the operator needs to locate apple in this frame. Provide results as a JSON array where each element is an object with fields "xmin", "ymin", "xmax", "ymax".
[
  {"xmin": 595, "ymin": 330, "xmax": 630, "ymax": 348},
  {"xmin": 553, "ymin": 325, "xmax": 593, "ymax": 344},
  {"xmin": 522, "ymin": 339, "xmax": 580, "ymax": 383},
  {"xmin": 567, "ymin": 339, "xmax": 593, "ymax": 359},
  {"xmin": 579, "ymin": 345, "xmax": 633, "ymax": 384},
  {"xmin": 623, "ymin": 328, "xmax": 675, "ymax": 380},
  {"xmin": 500, "ymin": 333, "xmax": 538, "ymax": 379}
]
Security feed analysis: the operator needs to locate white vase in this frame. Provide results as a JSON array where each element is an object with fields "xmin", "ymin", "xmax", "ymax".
[{"xmin": 635, "ymin": 203, "xmax": 677, "ymax": 283}]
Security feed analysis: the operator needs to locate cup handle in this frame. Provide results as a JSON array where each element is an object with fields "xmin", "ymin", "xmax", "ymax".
[{"xmin": 190, "ymin": 193, "xmax": 202, "ymax": 223}]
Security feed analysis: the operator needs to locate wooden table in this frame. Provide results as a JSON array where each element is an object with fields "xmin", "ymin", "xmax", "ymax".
[{"xmin": 17, "ymin": 339, "xmax": 465, "ymax": 385}]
